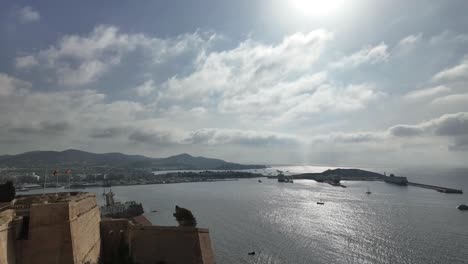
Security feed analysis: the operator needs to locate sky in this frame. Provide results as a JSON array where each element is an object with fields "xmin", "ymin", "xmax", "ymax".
[{"xmin": 1, "ymin": 0, "xmax": 468, "ymax": 167}]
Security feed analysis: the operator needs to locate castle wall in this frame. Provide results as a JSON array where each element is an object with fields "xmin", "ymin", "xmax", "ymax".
[
  {"xmin": 16, "ymin": 202, "xmax": 74, "ymax": 264},
  {"xmin": 129, "ymin": 226, "xmax": 215, "ymax": 264},
  {"xmin": 15, "ymin": 194, "xmax": 101, "ymax": 264},
  {"xmin": 100, "ymin": 219, "xmax": 131, "ymax": 264},
  {"xmin": 198, "ymin": 229, "xmax": 216, "ymax": 264},
  {"xmin": 69, "ymin": 196, "xmax": 101, "ymax": 264},
  {"xmin": 0, "ymin": 209, "xmax": 16, "ymax": 264}
]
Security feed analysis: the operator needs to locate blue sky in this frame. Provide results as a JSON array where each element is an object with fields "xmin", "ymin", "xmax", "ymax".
[{"xmin": 1, "ymin": 0, "xmax": 468, "ymax": 167}]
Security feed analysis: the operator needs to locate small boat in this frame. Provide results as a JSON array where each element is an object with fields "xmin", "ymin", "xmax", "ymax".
[
  {"xmin": 317, "ymin": 193, "xmax": 324, "ymax": 205},
  {"xmin": 258, "ymin": 180, "xmax": 262, "ymax": 183},
  {"xmin": 366, "ymin": 186, "xmax": 371, "ymax": 195},
  {"xmin": 248, "ymin": 251, "xmax": 255, "ymax": 255},
  {"xmin": 457, "ymin": 204, "xmax": 468, "ymax": 210},
  {"xmin": 151, "ymin": 210, "xmax": 158, "ymax": 213}
]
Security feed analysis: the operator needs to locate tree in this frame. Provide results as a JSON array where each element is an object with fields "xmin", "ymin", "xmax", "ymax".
[
  {"xmin": 173, "ymin": 205, "xmax": 197, "ymax": 227},
  {"xmin": 0, "ymin": 181, "xmax": 16, "ymax": 202}
]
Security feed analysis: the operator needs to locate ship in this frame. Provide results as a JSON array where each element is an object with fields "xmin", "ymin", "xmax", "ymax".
[
  {"xmin": 277, "ymin": 171, "xmax": 286, "ymax": 182},
  {"xmin": 100, "ymin": 188, "xmax": 144, "ymax": 218},
  {"xmin": 457, "ymin": 204, "xmax": 468, "ymax": 210},
  {"xmin": 383, "ymin": 174, "xmax": 408, "ymax": 186}
]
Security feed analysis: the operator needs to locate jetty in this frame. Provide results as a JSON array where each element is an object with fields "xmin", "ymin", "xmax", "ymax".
[{"xmin": 408, "ymin": 182, "xmax": 463, "ymax": 194}]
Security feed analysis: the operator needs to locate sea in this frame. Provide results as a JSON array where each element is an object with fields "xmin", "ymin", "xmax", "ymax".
[{"xmin": 28, "ymin": 166, "xmax": 468, "ymax": 264}]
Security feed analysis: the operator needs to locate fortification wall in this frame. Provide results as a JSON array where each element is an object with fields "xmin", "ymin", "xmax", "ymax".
[
  {"xmin": 16, "ymin": 202, "xmax": 74, "ymax": 264},
  {"xmin": 129, "ymin": 226, "xmax": 215, "ymax": 264},
  {"xmin": 100, "ymin": 219, "xmax": 131, "ymax": 264},
  {"xmin": 69, "ymin": 196, "xmax": 101, "ymax": 264},
  {"xmin": 0, "ymin": 209, "xmax": 16, "ymax": 264},
  {"xmin": 15, "ymin": 194, "xmax": 101, "ymax": 264},
  {"xmin": 198, "ymin": 229, "xmax": 216, "ymax": 264}
]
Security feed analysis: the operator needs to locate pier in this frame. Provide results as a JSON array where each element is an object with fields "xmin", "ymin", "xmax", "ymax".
[{"xmin": 408, "ymin": 182, "xmax": 463, "ymax": 194}]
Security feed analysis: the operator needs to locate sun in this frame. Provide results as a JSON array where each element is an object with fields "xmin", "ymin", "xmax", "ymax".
[{"xmin": 290, "ymin": 0, "xmax": 345, "ymax": 17}]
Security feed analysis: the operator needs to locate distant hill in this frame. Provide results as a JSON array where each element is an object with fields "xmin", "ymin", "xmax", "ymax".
[{"xmin": 0, "ymin": 149, "xmax": 266, "ymax": 170}]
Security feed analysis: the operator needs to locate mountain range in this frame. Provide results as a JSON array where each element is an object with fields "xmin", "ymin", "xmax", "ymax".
[{"xmin": 0, "ymin": 149, "xmax": 266, "ymax": 170}]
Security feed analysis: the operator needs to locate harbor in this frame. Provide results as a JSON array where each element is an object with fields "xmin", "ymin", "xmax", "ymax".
[{"xmin": 408, "ymin": 182, "xmax": 463, "ymax": 194}]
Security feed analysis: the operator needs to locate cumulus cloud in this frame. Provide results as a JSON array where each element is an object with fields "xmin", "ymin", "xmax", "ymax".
[
  {"xmin": 184, "ymin": 128, "xmax": 301, "ymax": 146},
  {"xmin": 389, "ymin": 112, "xmax": 468, "ymax": 137},
  {"xmin": 15, "ymin": 55, "xmax": 39, "ymax": 69},
  {"xmin": 388, "ymin": 125, "xmax": 424, "ymax": 137},
  {"xmin": 134, "ymin": 80, "xmax": 156, "ymax": 97},
  {"xmin": 18, "ymin": 6, "xmax": 40, "ymax": 24},
  {"xmin": 0, "ymin": 73, "xmax": 31, "ymax": 96},
  {"xmin": 403, "ymin": 85, "xmax": 451, "ymax": 100},
  {"xmin": 15, "ymin": 25, "xmax": 215, "ymax": 86},
  {"xmin": 330, "ymin": 42, "xmax": 389, "ymax": 68},
  {"xmin": 155, "ymin": 31, "xmax": 380, "ymax": 122},
  {"xmin": 314, "ymin": 132, "xmax": 388, "ymax": 144},
  {"xmin": 398, "ymin": 33, "xmax": 423, "ymax": 47},
  {"xmin": 431, "ymin": 93, "xmax": 468, "ymax": 105},
  {"xmin": 432, "ymin": 56, "xmax": 468, "ymax": 82}
]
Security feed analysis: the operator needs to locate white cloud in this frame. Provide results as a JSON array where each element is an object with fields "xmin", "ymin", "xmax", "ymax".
[
  {"xmin": 432, "ymin": 56, "xmax": 468, "ymax": 82},
  {"xmin": 277, "ymin": 83, "xmax": 382, "ymax": 123},
  {"xmin": 330, "ymin": 42, "xmax": 389, "ymax": 68},
  {"xmin": 18, "ymin": 6, "xmax": 40, "ymax": 24},
  {"xmin": 15, "ymin": 55, "xmax": 39, "ymax": 69},
  {"xmin": 389, "ymin": 112, "xmax": 468, "ymax": 137},
  {"xmin": 16, "ymin": 25, "xmax": 215, "ymax": 87},
  {"xmin": 403, "ymin": 85, "xmax": 451, "ymax": 100},
  {"xmin": 184, "ymin": 128, "xmax": 301, "ymax": 146},
  {"xmin": 431, "ymin": 93, "xmax": 468, "ymax": 105},
  {"xmin": 156, "ymin": 30, "xmax": 380, "ymax": 122},
  {"xmin": 0, "ymin": 73, "xmax": 31, "ymax": 96},
  {"xmin": 134, "ymin": 80, "xmax": 156, "ymax": 96},
  {"xmin": 398, "ymin": 33, "xmax": 423, "ymax": 47}
]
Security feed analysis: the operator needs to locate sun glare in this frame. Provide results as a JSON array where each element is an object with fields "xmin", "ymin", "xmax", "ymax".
[{"xmin": 290, "ymin": 0, "xmax": 345, "ymax": 17}]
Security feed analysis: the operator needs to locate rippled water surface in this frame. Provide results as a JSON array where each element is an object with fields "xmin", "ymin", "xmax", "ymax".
[{"xmin": 32, "ymin": 167, "xmax": 468, "ymax": 263}]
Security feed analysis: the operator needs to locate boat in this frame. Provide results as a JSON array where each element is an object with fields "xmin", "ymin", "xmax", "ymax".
[
  {"xmin": 277, "ymin": 171, "xmax": 286, "ymax": 182},
  {"xmin": 100, "ymin": 188, "xmax": 144, "ymax": 218},
  {"xmin": 317, "ymin": 193, "xmax": 324, "ymax": 205},
  {"xmin": 248, "ymin": 252, "xmax": 255, "ymax": 255},
  {"xmin": 365, "ymin": 186, "xmax": 372, "ymax": 195},
  {"xmin": 151, "ymin": 210, "xmax": 158, "ymax": 213},
  {"xmin": 457, "ymin": 204, "xmax": 468, "ymax": 210},
  {"xmin": 258, "ymin": 180, "xmax": 262, "ymax": 183}
]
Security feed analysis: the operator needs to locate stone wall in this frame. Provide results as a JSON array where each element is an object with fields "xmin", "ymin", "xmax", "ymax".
[
  {"xmin": 198, "ymin": 229, "xmax": 215, "ymax": 264},
  {"xmin": 0, "ymin": 209, "xmax": 16, "ymax": 264},
  {"xmin": 129, "ymin": 226, "xmax": 215, "ymax": 264},
  {"xmin": 16, "ymin": 202, "xmax": 74, "ymax": 264},
  {"xmin": 15, "ymin": 194, "xmax": 101, "ymax": 264},
  {"xmin": 100, "ymin": 218, "xmax": 131, "ymax": 264},
  {"xmin": 69, "ymin": 196, "xmax": 101, "ymax": 264}
]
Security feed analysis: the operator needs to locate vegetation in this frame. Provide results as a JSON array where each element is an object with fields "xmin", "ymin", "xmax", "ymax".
[
  {"xmin": 173, "ymin": 205, "xmax": 197, "ymax": 227},
  {"xmin": 0, "ymin": 181, "xmax": 15, "ymax": 202}
]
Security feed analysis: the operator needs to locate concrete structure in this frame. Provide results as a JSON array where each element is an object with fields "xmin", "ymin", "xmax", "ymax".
[{"xmin": 0, "ymin": 192, "xmax": 216, "ymax": 264}]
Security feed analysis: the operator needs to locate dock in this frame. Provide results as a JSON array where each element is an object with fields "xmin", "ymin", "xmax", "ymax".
[{"xmin": 408, "ymin": 182, "xmax": 463, "ymax": 194}]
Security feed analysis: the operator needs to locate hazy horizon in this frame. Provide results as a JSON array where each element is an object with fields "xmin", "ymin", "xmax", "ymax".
[{"xmin": 1, "ymin": 0, "xmax": 468, "ymax": 167}]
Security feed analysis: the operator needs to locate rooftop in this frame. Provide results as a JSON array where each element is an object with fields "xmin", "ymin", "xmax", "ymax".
[{"xmin": 13, "ymin": 192, "xmax": 95, "ymax": 207}]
